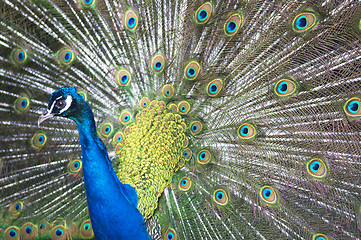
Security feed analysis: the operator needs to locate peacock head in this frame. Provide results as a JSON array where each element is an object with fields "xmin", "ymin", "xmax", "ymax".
[{"xmin": 38, "ymin": 87, "xmax": 87, "ymax": 125}]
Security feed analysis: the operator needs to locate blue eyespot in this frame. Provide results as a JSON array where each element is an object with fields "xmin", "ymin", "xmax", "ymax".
[
  {"xmin": 310, "ymin": 161, "xmax": 320, "ymax": 173},
  {"xmin": 21, "ymin": 99, "xmax": 27, "ymax": 108},
  {"xmin": 348, "ymin": 100, "xmax": 359, "ymax": 113},
  {"xmin": 198, "ymin": 9, "xmax": 208, "ymax": 21},
  {"xmin": 38, "ymin": 135, "xmax": 45, "ymax": 144},
  {"xmin": 74, "ymin": 162, "xmax": 80, "ymax": 169},
  {"xmin": 217, "ymin": 192, "xmax": 223, "ymax": 200},
  {"xmin": 180, "ymin": 106, "xmax": 185, "ymax": 112},
  {"xmin": 213, "ymin": 189, "xmax": 228, "ymax": 205},
  {"xmin": 187, "ymin": 68, "xmax": 196, "ymax": 77},
  {"xmin": 25, "ymin": 226, "xmax": 33, "ymax": 234},
  {"xmin": 167, "ymin": 232, "xmax": 174, "ymax": 239},
  {"xmin": 121, "ymin": 75, "xmax": 128, "ymax": 84},
  {"xmin": 240, "ymin": 126, "xmax": 249, "ymax": 136},
  {"xmin": 165, "ymin": 90, "xmax": 170, "ymax": 95},
  {"xmin": 18, "ymin": 51, "xmax": 25, "ymax": 61},
  {"xmin": 183, "ymin": 151, "xmax": 188, "ymax": 157},
  {"xmin": 105, "ymin": 126, "xmax": 111, "ymax": 134},
  {"xmin": 84, "ymin": 0, "xmax": 93, "ymax": 5},
  {"xmin": 200, "ymin": 152, "xmax": 206, "ymax": 160},
  {"xmin": 15, "ymin": 203, "xmax": 21, "ymax": 211},
  {"xmin": 143, "ymin": 102, "xmax": 147, "ymax": 106},
  {"xmin": 154, "ymin": 62, "xmax": 162, "ymax": 70},
  {"xmin": 263, "ymin": 189, "xmax": 271, "ymax": 199},
  {"xmin": 124, "ymin": 116, "xmax": 129, "ymax": 121},
  {"xmin": 296, "ymin": 16, "xmax": 307, "ymax": 30},
  {"xmin": 64, "ymin": 51, "xmax": 72, "ymax": 63},
  {"xmin": 84, "ymin": 223, "xmax": 91, "ymax": 230},
  {"xmin": 209, "ymin": 84, "xmax": 218, "ymax": 94},
  {"xmin": 127, "ymin": 17, "xmax": 136, "ymax": 28},
  {"xmin": 278, "ymin": 82, "xmax": 288, "ymax": 94},
  {"xmin": 40, "ymin": 223, "xmax": 45, "ymax": 229},
  {"xmin": 192, "ymin": 125, "xmax": 197, "ymax": 131},
  {"xmin": 182, "ymin": 179, "xmax": 187, "ymax": 185},
  {"xmin": 226, "ymin": 21, "xmax": 237, "ymax": 33},
  {"xmin": 316, "ymin": 237, "xmax": 326, "ymax": 240},
  {"xmin": 55, "ymin": 228, "xmax": 63, "ymax": 236},
  {"xmin": 9, "ymin": 229, "xmax": 17, "ymax": 237}
]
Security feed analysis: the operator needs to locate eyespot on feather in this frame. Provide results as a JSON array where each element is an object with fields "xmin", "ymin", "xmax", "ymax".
[
  {"xmin": 184, "ymin": 61, "xmax": 201, "ymax": 80},
  {"xmin": 197, "ymin": 149, "xmax": 211, "ymax": 164},
  {"xmin": 195, "ymin": 2, "xmax": 212, "ymax": 24},
  {"xmin": 224, "ymin": 13, "xmax": 242, "ymax": 36},
  {"xmin": 206, "ymin": 79, "xmax": 223, "ymax": 97},
  {"xmin": 260, "ymin": 186, "xmax": 277, "ymax": 204},
  {"xmin": 14, "ymin": 96, "xmax": 30, "ymax": 113},
  {"xmin": 10, "ymin": 201, "xmax": 23, "ymax": 216},
  {"xmin": 124, "ymin": 9, "xmax": 138, "ymax": 31},
  {"xmin": 5, "ymin": 226, "xmax": 20, "ymax": 240},
  {"xmin": 139, "ymin": 97, "xmax": 150, "ymax": 108},
  {"xmin": 80, "ymin": 0, "xmax": 96, "ymax": 8},
  {"xmin": 115, "ymin": 143, "xmax": 122, "ymax": 155},
  {"xmin": 182, "ymin": 148, "xmax": 192, "ymax": 160},
  {"xmin": 292, "ymin": 12, "xmax": 318, "ymax": 33},
  {"xmin": 178, "ymin": 158, "xmax": 185, "ymax": 168},
  {"xmin": 77, "ymin": 91, "xmax": 87, "ymax": 101},
  {"xmin": 344, "ymin": 97, "xmax": 361, "ymax": 117},
  {"xmin": 237, "ymin": 123, "xmax": 256, "ymax": 140},
  {"xmin": 168, "ymin": 103, "xmax": 178, "ymax": 113},
  {"xmin": 51, "ymin": 225, "xmax": 67, "ymax": 240},
  {"xmin": 31, "ymin": 132, "xmax": 47, "ymax": 149},
  {"xmin": 179, "ymin": 177, "xmax": 191, "ymax": 191},
  {"xmin": 80, "ymin": 220, "xmax": 94, "ymax": 238},
  {"xmin": 178, "ymin": 101, "xmax": 190, "ymax": 114},
  {"xmin": 274, "ymin": 79, "xmax": 298, "ymax": 97},
  {"xmin": 52, "ymin": 219, "xmax": 65, "ymax": 227},
  {"xmin": 68, "ymin": 159, "xmax": 82, "ymax": 174},
  {"xmin": 98, "ymin": 122, "xmax": 114, "ymax": 138},
  {"xmin": 113, "ymin": 131, "xmax": 124, "ymax": 144},
  {"xmin": 38, "ymin": 220, "xmax": 51, "ymax": 236},
  {"xmin": 189, "ymin": 121, "xmax": 202, "ymax": 135},
  {"xmin": 119, "ymin": 111, "xmax": 132, "ymax": 124},
  {"xmin": 213, "ymin": 189, "xmax": 229, "ymax": 206},
  {"xmin": 57, "ymin": 48, "xmax": 75, "ymax": 66},
  {"xmin": 151, "ymin": 55, "xmax": 165, "ymax": 73},
  {"xmin": 306, "ymin": 158, "xmax": 328, "ymax": 179},
  {"xmin": 20, "ymin": 222, "xmax": 37, "ymax": 240},
  {"xmin": 162, "ymin": 84, "xmax": 174, "ymax": 98},
  {"xmin": 164, "ymin": 228, "xmax": 177, "ymax": 240},
  {"xmin": 116, "ymin": 69, "xmax": 131, "ymax": 86},
  {"xmin": 312, "ymin": 234, "xmax": 328, "ymax": 240},
  {"xmin": 11, "ymin": 48, "xmax": 28, "ymax": 65}
]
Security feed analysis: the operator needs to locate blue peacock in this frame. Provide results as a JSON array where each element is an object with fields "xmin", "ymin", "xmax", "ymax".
[{"xmin": 1, "ymin": 0, "xmax": 361, "ymax": 239}]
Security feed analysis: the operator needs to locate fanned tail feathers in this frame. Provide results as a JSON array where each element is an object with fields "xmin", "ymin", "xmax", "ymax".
[{"xmin": 1, "ymin": 0, "xmax": 361, "ymax": 239}]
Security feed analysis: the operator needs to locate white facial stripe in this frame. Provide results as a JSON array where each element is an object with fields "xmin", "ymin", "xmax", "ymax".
[
  {"xmin": 47, "ymin": 96, "xmax": 62, "ymax": 114},
  {"xmin": 59, "ymin": 95, "xmax": 73, "ymax": 114}
]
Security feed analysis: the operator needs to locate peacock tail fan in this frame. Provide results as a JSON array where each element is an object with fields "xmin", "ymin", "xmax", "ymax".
[{"xmin": 1, "ymin": 0, "xmax": 361, "ymax": 239}]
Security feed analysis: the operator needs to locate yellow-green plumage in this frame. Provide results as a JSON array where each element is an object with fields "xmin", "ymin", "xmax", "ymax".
[{"xmin": 1, "ymin": 0, "xmax": 361, "ymax": 239}]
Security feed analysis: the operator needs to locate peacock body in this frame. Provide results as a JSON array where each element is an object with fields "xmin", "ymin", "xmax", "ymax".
[{"xmin": 1, "ymin": 0, "xmax": 361, "ymax": 239}]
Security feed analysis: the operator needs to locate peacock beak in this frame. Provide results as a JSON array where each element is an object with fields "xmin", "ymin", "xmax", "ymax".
[{"xmin": 38, "ymin": 111, "xmax": 55, "ymax": 126}]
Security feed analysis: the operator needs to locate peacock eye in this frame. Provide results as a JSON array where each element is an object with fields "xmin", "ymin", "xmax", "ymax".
[{"xmin": 56, "ymin": 100, "xmax": 66, "ymax": 109}]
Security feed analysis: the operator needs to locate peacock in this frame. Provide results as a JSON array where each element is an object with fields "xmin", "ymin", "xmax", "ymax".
[{"xmin": 1, "ymin": 0, "xmax": 361, "ymax": 239}]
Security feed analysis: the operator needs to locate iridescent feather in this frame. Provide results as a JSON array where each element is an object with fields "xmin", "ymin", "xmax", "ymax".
[{"xmin": 1, "ymin": 0, "xmax": 361, "ymax": 239}]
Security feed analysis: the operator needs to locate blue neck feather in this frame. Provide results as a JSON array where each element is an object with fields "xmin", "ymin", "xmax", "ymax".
[{"xmin": 73, "ymin": 97, "xmax": 150, "ymax": 240}]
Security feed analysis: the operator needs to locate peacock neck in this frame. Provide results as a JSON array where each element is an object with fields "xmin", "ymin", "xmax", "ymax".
[{"xmin": 72, "ymin": 103, "xmax": 150, "ymax": 240}]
